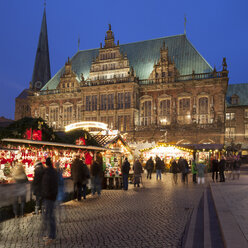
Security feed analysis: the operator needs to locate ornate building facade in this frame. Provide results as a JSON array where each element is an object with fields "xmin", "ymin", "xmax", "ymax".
[{"xmin": 15, "ymin": 11, "xmax": 229, "ymax": 145}]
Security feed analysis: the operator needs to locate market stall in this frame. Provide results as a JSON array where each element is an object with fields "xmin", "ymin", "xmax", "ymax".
[
  {"xmin": 93, "ymin": 134, "xmax": 133, "ymax": 189},
  {"xmin": 0, "ymin": 138, "xmax": 106, "ymax": 183},
  {"xmin": 140, "ymin": 143, "xmax": 194, "ymax": 169}
]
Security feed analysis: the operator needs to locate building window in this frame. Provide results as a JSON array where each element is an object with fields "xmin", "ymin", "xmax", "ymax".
[
  {"xmin": 86, "ymin": 96, "xmax": 91, "ymax": 111},
  {"xmin": 245, "ymin": 124, "xmax": 248, "ymax": 138},
  {"xmin": 92, "ymin": 95, "xmax": 97, "ymax": 111},
  {"xmin": 231, "ymin": 95, "xmax": 239, "ymax": 105},
  {"xmin": 124, "ymin": 92, "xmax": 131, "ymax": 109},
  {"xmin": 178, "ymin": 98, "xmax": 191, "ymax": 124},
  {"xmin": 100, "ymin": 94, "xmax": 107, "ymax": 110},
  {"xmin": 245, "ymin": 109, "xmax": 248, "ymax": 118},
  {"xmin": 141, "ymin": 101, "xmax": 152, "ymax": 126},
  {"xmin": 198, "ymin": 97, "xmax": 208, "ymax": 124},
  {"xmin": 226, "ymin": 112, "xmax": 235, "ymax": 120},
  {"xmin": 159, "ymin": 99, "xmax": 170, "ymax": 125},
  {"xmin": 39, "ymin": 107, "xmax": 46, "ymax": 120},
  {"xmin": 107, "ymin": 116, "xmax": 114, "ymax": 129},
  {"xmin": 63, "ymin": 105, "xmax": 73, "ymax": 125},
  {"xmin": 117, "ymin": 93, "xmax": 124, "ymax": 109},
  {"xmin": 226, "ymin": 127, "xmax": 235, "ymax": 139},
  {"xmin": 108, "ymin": 94, "xmax": 114, "ymax": 110}
]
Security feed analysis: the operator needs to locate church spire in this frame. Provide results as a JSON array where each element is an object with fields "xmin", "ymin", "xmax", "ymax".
[{"xmin": 31, "ymin": 6, "xmax": 51, "ymax": 90}]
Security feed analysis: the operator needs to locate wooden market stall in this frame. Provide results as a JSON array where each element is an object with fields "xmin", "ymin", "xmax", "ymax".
[
  {"xmin": 93, "ymin": 134, "xmax": 133, "ymax": 189},
  {"xmin": 0, "ymin": 138, "xmax": 106, "ymax": 183}
]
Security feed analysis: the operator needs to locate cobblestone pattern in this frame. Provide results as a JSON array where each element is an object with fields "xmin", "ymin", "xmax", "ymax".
[{"xmin": 0, "ymin": 174, "xmax": 207, "ymax": 248}]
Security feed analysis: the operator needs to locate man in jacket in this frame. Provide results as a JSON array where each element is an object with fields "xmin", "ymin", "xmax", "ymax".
[
  {"xmin": 212, "ymin": 156, "xmax": 219, "ymax": 182},
  {"xmin": 41, "ymin": 157, "xmax": 58, "ymax": 245},
  {"xmin": 133, "ymin": 158, "xmax": 143, "ymax": 187},
  {"xmin": 91, "ymin": 152, "xmax": 103, "ymax": 196},
  {"xmin": 145, "ymin": 157, "xmax": 154, "ymax": 179},
  {"xmin": 155, "ymin": 156, "xmax": 163, "ymax": 180},
  {"xmin": 32, "ymin": 160, "xmax": 44, "ymax": 214},
  {"xmin": 71, "ymin": 154, "xmax": 85, "ymax": 201},
  {"xmin": 121, "ymin": 157, "xmax": 130, "ymax": 190}
]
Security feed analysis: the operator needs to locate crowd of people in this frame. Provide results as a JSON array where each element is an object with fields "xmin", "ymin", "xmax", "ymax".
[{"xmin": 8, "ymin": 151, "xmax": 243, "ymax": 245}]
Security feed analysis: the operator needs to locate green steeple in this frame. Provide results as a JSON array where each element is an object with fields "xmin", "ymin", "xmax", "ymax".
[{"xmin": 31, "ymin": 6, "xmax": 51, "ymax": 90}]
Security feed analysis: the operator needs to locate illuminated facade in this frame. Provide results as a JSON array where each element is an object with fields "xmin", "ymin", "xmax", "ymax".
[{"xmin": 15, "ymin": 13, "xmax": 229, "ymax": 144}]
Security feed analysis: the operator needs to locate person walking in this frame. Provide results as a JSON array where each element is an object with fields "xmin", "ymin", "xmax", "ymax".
[
  {"xmin": 121, "ymin": 157, "xmax": 130, "ymax": 190},
  {"xmin": 133, "ymin": 158, "xmax": 143, "ymax": 187},
  {"xmin": 81, "ymin": 160, "xmax": 90, "ymax": 199},
  {"xmin": 32, "ymin": 160, "xmax": 44, "ymax": 215},
  {"xmin": 196, "ymin": 161, "xmax": 206, "ymax": 184},
  {"xmin": 170, "ymin": 158, "xmax": 179, "ymax": 184},
  {"xmin": 191, "ymin": 159, "xmax": 197, "ymax": 184},
  {"xmin": 91, "ymin": 152, "xmax": 103, "ymax": 196},
  {"xmin": 211, "ymin": 156, "xmax": 219, "ymax": 182},
  {"xmin": 41, "ymin": 157, "xmax": 58, "ymax": 245},
  {"xmin": 12, "ymin": 163, "xmax": 28, "ymax": 218},
  {"xmin": 71, "ymin": 154, "xmax": 85, "ymax": 201},
  {"xmin": 145, "ymin": 157, "xmax": 154, "ymax": 179},
  {"xmin": 219, "ymin": 156, "xmax": 226, "ymax": 182},
  {"xmin": 155, "ymin": 156, "xmax": 163, "ymax": 180}
]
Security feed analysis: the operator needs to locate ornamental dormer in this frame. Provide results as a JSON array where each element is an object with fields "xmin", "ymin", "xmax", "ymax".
[
  {"xmin": 88, "ymin": 26, "xmax": 135, "ymax": 82},
  {"xmin": 57, "ymin": 57, "xmax": 79, "ymax": 90},
  {"xmin": 104, "ymin": 24, "xmax": 116, "ymax": 49},
  {"xmin": 149, "ymin": 42, "xmax": 179, "ymax": 83}
]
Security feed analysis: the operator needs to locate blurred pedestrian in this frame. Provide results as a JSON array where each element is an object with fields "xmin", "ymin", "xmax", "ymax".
[
  {"xmin": 91, "ymin": 152, "xmax": 103, "ymax": 196},
  {"xmin": 170, "ymin": 158, "xmax": 179, "ymax": 184},
  {"xmin": 71, "ymin": 154, "xmax": 85, "ymax": 201},
  {"xmin": 121, "ymin": 157, "xmax": 130, "ymax": 190},
  {"xmin": 219, "ymin": 156, "xmax": 226, "ymax": 182},
  {"xmin": 145, "ymin": 157, "xmax": 154, "ymax": 179},
  {"xmin": 32, "ymin": 160, "xmax": 44, "ymax": 215},
  {"xmin": 41, "ymin": 157, "xmax": 58, "ymax": 245},
  {"xmin": 191, "ymin": 159, "xmax": 197, "ymax": 184},
  {"xmin": 133, "ymin": 158, "xmax": 143, "ymax": 187},
  {"xmin": 55, "ymin": 162, "xmax": 64, "ymax": 222},
  {"xmin": 196, "ymin": 161, "xmax": 206, "ymax": 184},
  {"xmin": 81, "ymin": 159, "xmax": 90, "ymax": 199},
  {"xmin": 211, "ymin": 156, "xmax": 219, "ymax": 182},
  {"xmin": 12, "ymin": 163, "xmax": 28, "ymax": 217},
  {"xmin": 155, "ymin": 156, "xmax": 163, "ymax": 180}
]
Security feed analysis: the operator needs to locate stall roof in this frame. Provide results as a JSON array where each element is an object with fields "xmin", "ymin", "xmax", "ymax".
[
  {"xmin": 140, "ymin": 143, "xmax": 194, "ymax": 153},
  {"xmin": 1, "ymin": 138, "xmax": 107, "ymax": 151},
  {"xmin": 180, "ymin": 144, "xmax": 224, "ymax": 151},
  {"xmin": 93, "ymin": 134, "xmax": 132, "ymax": 153}
]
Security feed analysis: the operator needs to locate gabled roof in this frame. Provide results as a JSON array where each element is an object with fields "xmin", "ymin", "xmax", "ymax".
[
  {"xmin": 41, "ymin": 34, "xmax": 213, "ymax": 91},
  {"xmin": 226, "ymin": 83, "xmax": 248, "ymax": 107},
  {"xmin": 32, "ymin": 8, "xmax": 51, "ymax": 89}
]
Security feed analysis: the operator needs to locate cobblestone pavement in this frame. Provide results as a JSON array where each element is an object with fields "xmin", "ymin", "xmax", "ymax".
[{"xmin": 0, "ymin": 174, "xmax": 208, "ymax": 248}]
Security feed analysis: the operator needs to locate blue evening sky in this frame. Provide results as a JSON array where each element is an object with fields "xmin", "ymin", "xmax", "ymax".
[{"xmin": 0, "ymin": 0, "xmax": 247, "ymax": 119}]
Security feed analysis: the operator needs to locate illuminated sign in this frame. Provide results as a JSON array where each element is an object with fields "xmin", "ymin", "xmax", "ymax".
[{"xmin": 65, "ymin": 121, "xmax": 108, "ymax": 132}]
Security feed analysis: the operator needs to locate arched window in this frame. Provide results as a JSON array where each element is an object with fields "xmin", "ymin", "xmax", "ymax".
[
  {"xmin": 178, "ymin": 98, "xmax": 191, "ymax": 124},
  {"xmin": 141, "ymin": 100, "xmax": 152, "ymax": 126},
  {"xmin": 199, "ymin": 97, "xmax": 208, "ymax": 114},
  {"xmin": 159, "ymin": 99, "xmax": 170, "ymax": 125},
  {"xmin": 198, "ymin": 97, "xmax": 209, "ymax": 124}
]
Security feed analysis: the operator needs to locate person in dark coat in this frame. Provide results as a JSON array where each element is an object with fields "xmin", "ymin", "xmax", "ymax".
[
  {"xmin": 32, "ymin": 160, "xmax": 44, "ymax": 214},
  {"xmin": 170, "ymin": 158, "xmax": 179, "ymax": 184},
  {"xmin": 133, "ymin": 158, "xmax": 143, "ymax": 187},
  {"xmin": 155, "ymin": 156, "xmax": 163, "ymax": 180},
  {"xmin": 41, "ymin": 157, "xmax": 58, "ymax": 245},
  {"xmin": 145, "ymin": 157, "xmax": 154, "ymax": 179},
  {"xmin": 91, "ymin": 152, "xmax": 103, "ymax": 196},
  {"xmin": 121, "ymin": 157, "xmax": 130, "ymax": 190},
  {"xmin": 212, "ymin": 156, "xmax": 219, "ymax": 182},
  {"xmin": 71, "ymin": 154, "xmax": 85, "ymax": 201},
  {"xmin": 219, "ymin": 156, "xmax": 226, "ymax": 182},
  {"xmin": 81, "ymin": 160, "xmax": 90, "ymax": 199}
]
